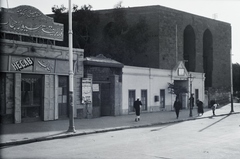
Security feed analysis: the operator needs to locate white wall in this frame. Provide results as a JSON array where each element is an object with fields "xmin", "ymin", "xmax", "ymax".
[
  {"xmin": 122, "ymin": 65, "xmax": 205, "ymax": 115},
  {"xmin": 122, "ymin": 66, "xmax": 173, "ymax": 114}
]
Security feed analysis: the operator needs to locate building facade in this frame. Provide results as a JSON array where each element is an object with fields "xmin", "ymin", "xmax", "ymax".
[
  {"xmin": 92, "ymin": 5, "xmax": 231, "ymax": 104},
  {"xmin": 122, "ymin": 61, "xmax": 205, "ymax": 114},
  {"xmin": 83, "ymin": 54, "xmax": 123, "ymax": 118},
  {"xmin": 0, "ymin": 5, "xmax": 84, "ymax": 124}
]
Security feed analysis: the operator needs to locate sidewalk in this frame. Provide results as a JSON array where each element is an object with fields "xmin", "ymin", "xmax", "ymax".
[{"xmin": 1, "ymin": 103, "xmax": 240, "ymax": 147}]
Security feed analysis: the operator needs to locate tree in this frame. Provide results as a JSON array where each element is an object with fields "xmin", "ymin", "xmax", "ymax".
[
  {"xmin": 168, "ymin": 83, "xmax": 188, "ymax": 100},
  {"xmin": 51, "ymin": 3, "xmax": 149, "ymax": 61},
  {"xmin": 51, "ymin": 4, "xmax": 99, "ymax": 52},
  {"xmin": 100, "ymin": 3, "xmax": 149, "ymax": 64}
]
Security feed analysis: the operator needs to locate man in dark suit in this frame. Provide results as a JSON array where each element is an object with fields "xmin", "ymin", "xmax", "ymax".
[{"xmin": 134, "ymin": 97, "xmax": 142, "ymax": 122}]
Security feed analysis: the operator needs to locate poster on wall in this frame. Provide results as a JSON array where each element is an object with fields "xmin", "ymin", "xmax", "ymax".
[{"xmin": 82, "ymin": 78, "xmax": 92, "ymax": 103}]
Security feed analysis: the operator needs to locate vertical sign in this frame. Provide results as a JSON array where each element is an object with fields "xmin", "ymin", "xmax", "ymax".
[{"xmin": 82, "ymin": 78, "xmax": 92, "ymax": 103}]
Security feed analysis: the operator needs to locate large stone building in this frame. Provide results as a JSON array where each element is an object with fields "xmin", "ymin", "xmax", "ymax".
[{"xmin": 91, "ymin": 5, "xmax": 231, "ymax": 104}]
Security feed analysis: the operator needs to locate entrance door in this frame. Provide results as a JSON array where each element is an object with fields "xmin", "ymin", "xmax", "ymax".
[
  {"xmin": 160, "ymin": 89, "xmax": 165, "ymax": 108},
  {"xmin": 21, "ymin": 74, "xmax": 43, "ymax": 122},
  {"xmin": 58, "ymin": 76, "xmax": 68, "ymax": 119},
  {"xmin": 100, "ymin": 83, "xmax": 111, "ymax": 116}
]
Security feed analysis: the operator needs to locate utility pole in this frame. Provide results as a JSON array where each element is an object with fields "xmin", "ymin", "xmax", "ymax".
[
  {"xmin": 189, "ymin": 74, "xmax": 194, "ymax": 117},
  {"xmin": 175, "ymin": 24, "xmax": 178, "ymax": 64},
  {"xmin": 67, "ymin": 0, "xmax": 76, "ymax": 133},
  {"xmin": 230, "ymin": 49, "xmax": 234, "ymax": 113}
]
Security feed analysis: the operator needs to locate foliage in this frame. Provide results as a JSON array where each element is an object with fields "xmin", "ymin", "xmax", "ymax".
[
  {"xmin": 52, "ymin": 5, "xmax": 67, "ymax": 14},
  {"xmin": 51, "ymin": 4, "xmax": 99, "ymax": 50},
  {"xmin": 51, "ymin": 2, "xmax": 149, "ymax": 62},
  {"xmin": 168, "ymin": 83, "xmax": 188, "ymax": 99},
  {"xmin": 100, "ymin": 4, "xmax": 149, "ymax": 64}
]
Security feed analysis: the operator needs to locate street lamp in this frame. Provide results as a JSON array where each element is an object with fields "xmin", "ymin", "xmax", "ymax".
[
  {"xmin": 67, "ymin": 0, "xmax": 76, "ymax": 133},
  {"xmin": 188, "ymin": 74, "xmax": 194, "ymax": 117},
  {"xmin": 230, "ymin": 49, "xmax": 234, "ymax": 113}
]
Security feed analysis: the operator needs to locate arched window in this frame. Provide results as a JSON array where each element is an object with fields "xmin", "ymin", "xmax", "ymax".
[
  {"xmin": 183, "ymin": 25, "xmax": 196, "ymax": 72},
  {"xmin": 203, "ymin": 29, "xmax": 213, "ymax": 88}
]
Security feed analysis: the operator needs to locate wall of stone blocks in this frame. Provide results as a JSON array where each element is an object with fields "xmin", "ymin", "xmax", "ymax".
[{"xmin": 94, "ymin": 6, "xmax": 231, "ymax": 100}]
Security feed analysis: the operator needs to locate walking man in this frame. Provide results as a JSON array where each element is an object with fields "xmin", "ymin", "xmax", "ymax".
[
  {"xmin": 174, "ymin": 97, "xmax": 182, "ymax": 119},
  {"xmin": 196, "ymin": 99, "xmax": 204, "ymax": 116},
  {"xmin": 134, "ymin": 97, "xmax": 142, "ymax": 122}
]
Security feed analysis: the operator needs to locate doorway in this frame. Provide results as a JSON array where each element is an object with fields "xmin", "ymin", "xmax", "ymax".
[
  {"xmin": 160, "ymin": 89, "xmax": 165, "ymax": 108},
  {"xmin": 58, "ymin": 76, "xmax": 69, "ymax": 119},
  {"xmin": 21, "ymin": 74, "xmax": 43, "ymax": 122},
  {"xmin": 100, "ymin": 83, "xmax": 111, "ymax": 116}
]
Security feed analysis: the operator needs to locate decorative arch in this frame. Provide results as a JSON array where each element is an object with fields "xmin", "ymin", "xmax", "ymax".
[
  {"xmin": 203, "ymin": 29, "xmax": 213, "ymax": 88},
  {"xmin": 183, "ymin": 25, "xmax": 196, "ymax": 72}
]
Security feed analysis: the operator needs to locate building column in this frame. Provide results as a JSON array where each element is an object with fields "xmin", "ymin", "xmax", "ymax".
[
  {"xmin": 14, "ymin": 73, "xmax": 21, "ymax": 123},
  {"xmin": 110, "ymin": 75, "xmax": 122, "ymax": 116}
]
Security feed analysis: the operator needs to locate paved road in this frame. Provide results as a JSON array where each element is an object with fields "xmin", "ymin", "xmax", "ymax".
[
  {"xmin": 1, "ymin": 113, "xmax": 240, "ymax": 159},
  {"xmin": 1, "ymin": 103, "xmax": 239, "ymax": 147}
]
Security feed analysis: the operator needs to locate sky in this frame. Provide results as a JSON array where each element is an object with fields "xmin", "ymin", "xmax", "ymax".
[{"xmin": 1, "ymin": 0, "xmax": 239, "ymax": 63}]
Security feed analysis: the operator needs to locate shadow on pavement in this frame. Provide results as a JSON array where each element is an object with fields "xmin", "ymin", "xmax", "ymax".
[
  {"xmin": 150, "ymin": 123, "xmax": 177, "ymax": 132},
  {"xmin": 198, "ymin": 113, "xmax": 231, "ymax": 132}
]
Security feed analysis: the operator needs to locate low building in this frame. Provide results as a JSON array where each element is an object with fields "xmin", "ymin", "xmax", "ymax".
[
  {"xmin": 0, "ymin": 5, "xmax": 84, "ymax": 124},
  {"xmin": 122, "ymin": 61, "xmax": 205, "ymax": 114}
]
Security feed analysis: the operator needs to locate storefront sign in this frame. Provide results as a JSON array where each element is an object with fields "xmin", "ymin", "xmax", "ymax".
[
  {"xmin": 11, "ymin": 57, "xmax": 34, "ymax": 71},
  {"xmin": 92, "ymin": 84, "xmax": 99, "ymax": 92}
]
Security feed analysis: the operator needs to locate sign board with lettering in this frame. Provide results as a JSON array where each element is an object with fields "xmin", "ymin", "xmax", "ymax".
[
  {"xmin": 82, "ymin": 78, "xmax": 92, "ymax": 103},
  {"xmin": 0, "ymin": 5, "xmax": 63, "ymax": 41},
  {"xmin": 11, "ymin": 57, "xmax": 34, "ymax": 71}
]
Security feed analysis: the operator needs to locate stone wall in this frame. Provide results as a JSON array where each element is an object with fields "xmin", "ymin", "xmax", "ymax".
[{"xmin": 93, "ymin": 5, "xmax": 231, "ymax": 103}]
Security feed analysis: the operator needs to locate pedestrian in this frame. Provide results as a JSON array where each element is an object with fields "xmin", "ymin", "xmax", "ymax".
[
  {"xmin": 174, "ymin": 97, "xmax": 182, "ymax": 119},
  {"xmin": 134, "ymin": 97, "xmax": 142, "ymax": 122},
  {"xmin": 212, "ymin": 102, "xmax": 218, "ymax": 116},
  {"xmin": 189, "ymin": 93, "xmax": 195, "ymax": 108},
  {"xmin": 196, "ymin": 99, "xmax": 204, "ymax": 116}
]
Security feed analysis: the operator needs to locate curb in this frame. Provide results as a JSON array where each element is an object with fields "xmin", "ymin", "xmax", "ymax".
[{"xmin": 1, "ymin": 111, "xmax": 239, "ymax": 148}]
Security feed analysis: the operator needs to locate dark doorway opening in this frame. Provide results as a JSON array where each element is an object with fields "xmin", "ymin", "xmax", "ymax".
[
  {"xmin": 184, "ymin": 25, "xmax": 196, "ymax": 72},
  {"xmin": 21, "ymin": 74, "xmax": 43, "ymax": 122},
  {"xmin": 203, "ymin": 29, "xmax": 213, "ymax": 88}
]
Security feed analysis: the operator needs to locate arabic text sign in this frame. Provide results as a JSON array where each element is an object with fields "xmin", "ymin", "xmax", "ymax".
[{"xmin": 0, "ymin": 6, "xmax": 63, "ymax": 41}]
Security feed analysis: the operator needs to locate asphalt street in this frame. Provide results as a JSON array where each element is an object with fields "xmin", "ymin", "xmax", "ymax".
[{"xmin": 1, "ymin": 112, "xmax": 240, "ymax": 159}]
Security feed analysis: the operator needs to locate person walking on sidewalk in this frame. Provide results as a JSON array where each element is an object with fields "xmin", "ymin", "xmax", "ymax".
[
  {"xmin": 196, "ymin": 99, "xmax": 204, "ymax": 116},
  {"xmin": 189, "ymin": 93, "xmax": 195, "ymax": 108},
  {"xmin": 212, "ymin": 102, "xmax": 219, "ymax": 116},
  {"xmin": 134, "ymin": 97, "xmax": 142, "ymax": 122},
  {"xmin": 174, "ymin": 97, "xmax": 182, "ymax": 119}
]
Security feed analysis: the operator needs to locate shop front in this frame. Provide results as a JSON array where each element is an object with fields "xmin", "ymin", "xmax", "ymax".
[{"xmin": 0, "ymin": 5, "xmax": 84, "ymax": 124}]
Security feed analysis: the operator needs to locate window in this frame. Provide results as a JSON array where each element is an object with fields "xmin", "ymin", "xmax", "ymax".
[{"xmin": 128, "ymin": 90, "xmax": 135, "ymax": 112}]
